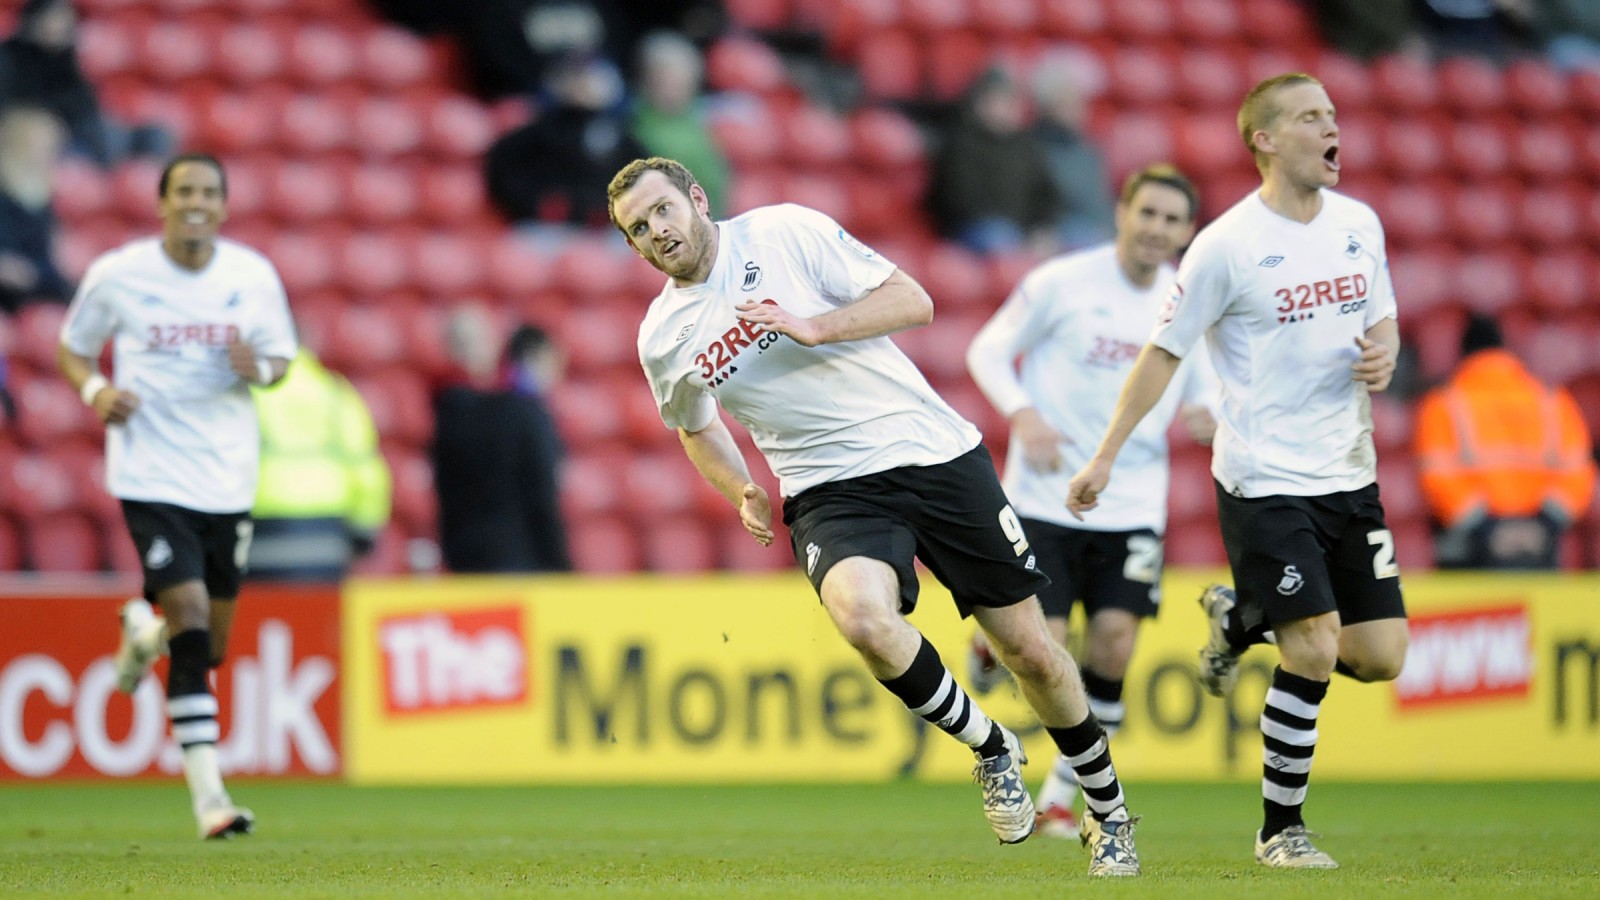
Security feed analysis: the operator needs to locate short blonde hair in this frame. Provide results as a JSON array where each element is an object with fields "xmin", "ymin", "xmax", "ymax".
[
  {"xmin": 606, "ymin": 157, "xmax": 699, "ymax": 235},
  {"xmin": 1237, "ymin": 73, "xmax": 1323, "ymax": 169}
]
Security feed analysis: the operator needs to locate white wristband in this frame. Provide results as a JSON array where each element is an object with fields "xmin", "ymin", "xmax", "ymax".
[
  {"xmin": 255, "ymin": 358, "xmax": 273, "ymax": 385},
  {"xmin": 80, "ymin": 374, "xmax": 109, "ymax": 407}
]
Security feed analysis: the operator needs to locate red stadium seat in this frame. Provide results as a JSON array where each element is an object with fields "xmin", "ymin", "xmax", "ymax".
[
  {"xmin": 485, "ymin": 236, "xmax": 556, "ymax": 299},
  {"xmin": 289, "ymin": 24, "xmax": 359, "ymax": 87},
  {"xmin": 971, "ymin": 0, "xmax": 1038, "ymax": 36},
  {"xmin": 1107, "ymin": 0, "xmax": 1175, "ymax": 43},
  {"xmin": 1369, "ymin": 394, "xmax": 1414, "ymax": 453},
  {"xmin": 1524, "ymin": 320, "xmax": 1593, "ymax": 387},
  {"xmin": 418, "ymin": 165, "xmax": 491, "ymax": 226},
  {"xmin": 781, "ymin": 105, "xmax": 851, "ymax": 168},
  {"xmin": 710, "ymin": 104, "xmax": 783, "ymax": 169},
  {"xmin": 551, "ymin": 238, "xmax": 635, "ymax": 303},
  {"xmin": 1388, "ymin": 245, "xmax": 1456, "ymax": 318},
  {"xmin": 917, "ymin": 243, "xmax": 990, "ymax": 312},
  {"xmin": 1388, "ymin": 516, "xmax": 1433, "ymax": 571},
  {"xmin": 1313, "ymin": 51, "xmax": 1376, "ymax": 111},
  {"xmin": 851, "ymin": 107, "xmax": 925, "ymax": 170},
  {"xmin": 351, "ymin": 524, "xmax": 412, "ymax": 575},
  {"xmin": 12, "ymin": 303, "xmax": 67, "ymax": 372},
  {"xmin": 1, "ymin": 451, "xmax": 80, "ymax": 521},
  {"xmin": 1376, "ymin": 459, "xmax": 1425, "ymax": 523},
  {"xmin": 1371, "ymin": 55, "xmax": 1441, "ymax": 112},
  {"xmin": 199, "ymin": 89, "xmax": 285, "ymax": 155},
  {"xmin": 568, "ymin": 517, "xmax": 642, "ymax": 574},
  {"xmin": 1175, "ymin": 49, "xmax": 1246, "ymax": 111},
  {"xmin": 1453, "ymin": 250, "xmax": 1524, "ymax": 315},
  {"xmin": 640, "ymin": 516, "xmax": 718, "ymax": 573},
  {"xmin": 266, "ymin": 161, "xmax": 345, "ymax": 225},
  {"xmin": 1571, "ymin": 69, "xmax": 1600, "ymax": 118},
  {"xmin": 1446, "ymin": 118, "xmax": 1512, "ymax": 180},
  {"xmin": 215, "ymin": 22, "xmax": 287, "ymax": 86},
  {"xmin": 266, "ymin": 229, "xmax": 338, "ymax": 295},
  {"xmin": 1379, "ymin": 116, "xmax": 1446, "ymax": 179},
  {"xmin": 822, "ymin": 0, "xmax": 903, "ymax": 57},
  {"xmin": 1517, "ymin": 180, "xmax": 1587, "ymax": 247},
  {"xmin": 1106, "ymin": 47, "xmax": 1176, "ymax": 108},
  {"xmin": 346, "ymin": 163, "xmax": 420, "ymax": 226},
  {"xmin": 1038, "ymin": 0, "xmax": 1105, "ymax": 39},
  {"xmin": 411, "ymin": 232, "xmax": 487, "ymax": 297},
  {"xmin": 721, "ymin": 520, "xmax": 795, "ymax": 571},
  {"xmin": 560, "ymin": 449, "xmax": 627, "ymax": 519},
  {"xmin": 11, "ymin": 372, "xmax": 98, "ymax": 449},
  {"xmin": 1164, "ymin": 516, "xmax": 1226, "ymax": 566},
  {"xmin": 1175, "ymin": 113, "xmax": 1248, "ymax": 178},
  {"xmin": 76, "ymin": 18, "xmax": 135, "ymax": 81},
  {"xmin": 706, "ymin": 36, "xmax": 788, "ymax": 95},
  {"xmin": 1177, "ymin": 0, "xmax": 1244, "ymax": 43},
  {"xmin": 51, "ymin": 158, "xmax": 112, "ymax": 223},
  {"xmin": 353, "ymin": 96, "xmax": 426, "ymax": 159},
  {"xmin": 549, "ymin": 380, "xmax": 626, "ymax": 449},
  {"xmin": 368, "ymin": 370, "xmax": 437, "ymax": 456},
  {"xmin": 1525, "ymin": 250, "xmax": 1591, "ymax": 316},
  {"xmin": 1101, "ymin": 112, "xmax": 1178, "ymax": 183},
  {"xmin": 783, "ymin": 174, "xmax": 852, "ymax": 227},
  {"xmin": 425, "ymin": 94, "xmax": 497, "ymax": 160},
  {"xmin": 327, "ymin": 304, "xmax": 408, "ymax": 375},
  {"xmin": 924, "ymin": 29, "xmax": 992, "ymax": 103},
  {"xmin": 1167, "ymin": 446, "xmax": 1216, "ymax": 523},
  {"xmin": 381, "ymin": 448, "xmax": 435, "ymax": 537},
  {"xmin": 727, "ymin": 0, "xmax": 792, "ymax": 31},
  {"xmin": 337, "ymin": 232, "xmax": 411, "ymax": 298},
  {"xmin": 726, "ymin": 165, "xmax": 784, "ymax": 216},
  {"xmin": 854, "ymin": 28, "xmax": 922, "ymax": 102},
  {"xmin": 1514, "ymin": 122, "xmax": 1578, "ymax": 182},
  {"xmin": 1376, "ymin": 181, "xmax": 1447, "ymax": 247},
  {"xmin": 138, "ymin": 20, "xmax": 214, "ymax": 84},
  {"xmin": 557, "ymin": 304, "xmax": 642, "ymax": 377},
  {"xmin": 0, "ymin": 516, "xmax": 23, "ymax": 572},
  {"xmin": 1241, "ymin": 0, "xmax": 1317, "ymax": 47},
  {"xmin": 903, "ymin": 0, "xmax": 970, "ymax": 33},
  {"xmin": 279, "ymin": 91, "xmax": 354, "ymax": 155},
  {"xmin": 359, "ymin": 25, "xmax": 437, "ymax": 91},
  {"xmin": 25, "ymin": 512, "xmax": 102, "ymax": 573},
  {"xmin": 1447, "ymin": 182, "xmax": 1517, "ymax": 250},
  {"xmin": 1437, "ymin": 57, "xmax": 1506, "ymax": 116},
  {"xmin": 1505, "ymin": 60, "xmax": 1569, "ymax": 117}
]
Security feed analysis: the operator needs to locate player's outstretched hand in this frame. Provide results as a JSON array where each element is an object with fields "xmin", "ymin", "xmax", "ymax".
[
  {"xmin": 739, "ymin": 482, "xmax": 775, "ymax": 546},
  {"xmin": 93, "ymin": 387, "xmax": 141, "ymax": 425},
  {"xmin": 1351, "ymin": 336, "xmax": 1395, "ymax": 391},
  {"xmin": 226, "ymin": 336, "xmax": 261, "ymax": 383},
  {"xmin": 1012, "ymin": 407, "xmax": 1068, "ymax": 473},
  {"xmin": 1065, "ymin": 457, "xmax": 1113, "ymax": 521},
  {"xmin": 736, "ymin": 300, "xmax": 821, "ymax": 347}
]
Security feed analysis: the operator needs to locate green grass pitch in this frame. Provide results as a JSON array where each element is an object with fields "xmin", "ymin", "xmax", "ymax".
[{"xmin": 2, "ymin": 781, "xmax": 1596, "ymax": 897}]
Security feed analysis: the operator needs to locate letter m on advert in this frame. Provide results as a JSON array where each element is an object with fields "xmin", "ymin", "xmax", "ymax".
[{"xmin": 379, "ymin": 606, "xmax": 531, "ymax": 716}]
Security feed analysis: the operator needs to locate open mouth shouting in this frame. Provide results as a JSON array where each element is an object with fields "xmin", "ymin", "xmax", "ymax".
[{"xmin": 1323, "ymin": 144, "xmax": 1340, "ymax": 172}]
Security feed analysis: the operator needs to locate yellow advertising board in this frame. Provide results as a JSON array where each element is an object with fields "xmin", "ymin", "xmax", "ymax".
[{"xmin": 343, "ymin": 570, "xmax": 1600, "ymax": 784}]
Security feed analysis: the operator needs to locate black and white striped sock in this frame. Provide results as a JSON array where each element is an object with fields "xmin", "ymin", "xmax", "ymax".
[
  {"xmin": 1261, "ymin": 666, "xmax": 1328, "ymax": 840},
  {"xmin": 1080, "ymin": 667, "xmax": 1125, "ymax": 738},
  {"xmin": 1046, "ymin": 715, "xmax": 1127, "ymax": 822},
  {"xmin": 880, "ymin": 637, "xmax": 1004, "ymax": 756},
  {"xmin": 168, "ymin": 629, "xmax": 227, "ymax": 813}
]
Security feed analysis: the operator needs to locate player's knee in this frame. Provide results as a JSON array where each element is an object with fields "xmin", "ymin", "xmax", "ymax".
[
  {"xmin": 827, "ymin": 598, "xmax": 897, "ymax": 652},
  {"xmin": 1343, "ymin": 643, "xmax": 1408, "ymax": 683},
  {"xmin": 994, "ymin": 634, "xmax": 1067, "ymax": 687}
]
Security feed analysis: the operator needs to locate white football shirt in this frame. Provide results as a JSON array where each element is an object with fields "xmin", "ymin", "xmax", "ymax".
[
  {"xmin": 638, "ymin": 204, "xmax": 981, "ymax": 497},
  {"xmin": 61, "ymin": 237, "xmax": 297, "ymax": 513},
  {"xmin": 968, "ymin": 244, "xmax": 1217, "ymax": 532},
  {"xmin": 1151, "ymin": 189, "xmax": 1397, "ymax": 498}
]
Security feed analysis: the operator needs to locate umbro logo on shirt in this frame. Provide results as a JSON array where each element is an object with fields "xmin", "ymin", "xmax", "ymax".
[
  {"xmin": 1259, "ymin": 256, "xmax": 1284, "ymax": 267},
  {"xmin": 676, "ymin": 325, "xmax": 693, "ymax": 342}
]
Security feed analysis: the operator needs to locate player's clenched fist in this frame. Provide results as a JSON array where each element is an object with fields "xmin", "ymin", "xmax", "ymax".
[
  {"xmin": 1066, "ymin": 457, "xmax": 1113, "ymax": 521},
  {"xmin": 92, "ymin": 385, "xmax": 141, "ymax": 425}
]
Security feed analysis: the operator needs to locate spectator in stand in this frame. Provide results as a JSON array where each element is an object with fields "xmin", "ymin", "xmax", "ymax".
[
  {"xmin": 1414, "ymin": 314, "xmax": 1597, "ymax": 569},
  {"xmin": 1415, "ymin": 0, "xmax": 1520, "ymax": 61},
  {"xmin": 432, "ymin": 307, "xmax": 571, "ymax": 573},
  {"xmin": 0, "ymin": 0, "xmax": 172, "ymax": 167},
  {"xmin": 1030, "ymin": 53, "xmax": 1115, "ymax": 251},
  {"xmin": 484, "ymin": 52, "xmax": 646, "ymax": 229},
  {"xmin": 1310, "ymin": 0, "xmax": 1425, "ymax": 60},
  {"xmin": 248, "ymin": 348, "xmax": 392, "ymax": 582},
  {"xmin": 0, "ymin": 104, "xmax": 72, "ymax": 313},
  {"xmin": 628, "ymin": 31, "xmax": 730, "ymax": 217},
  {"xmin": 927, "ymin": 66, "xmax": 1060, "ymax": 256},
  {"xmin": 1513, "ymin": 0, "xmax": 1600, "ymax": 70}
]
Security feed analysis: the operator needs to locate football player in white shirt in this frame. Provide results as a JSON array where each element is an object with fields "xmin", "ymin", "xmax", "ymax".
[
  {"xmin": 57, "ymin": 154, "xmax": 296, "ymax": 840},
  {"xmin": 966, "ymin": 164, "xmax": 1218, "ymax": 839},
  {"xmin": 1066, "ymin": 75, "xmax": 1408, "ymax": 870},
  {"xmin": 610, "ymin": 157, "xmax": 1141, "ymax": 876}
]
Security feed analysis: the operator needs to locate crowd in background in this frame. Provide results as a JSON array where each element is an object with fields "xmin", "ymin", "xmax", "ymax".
[{"xmin": 1, "ymin": 0, "xmax": 1597, "ymax": 575}]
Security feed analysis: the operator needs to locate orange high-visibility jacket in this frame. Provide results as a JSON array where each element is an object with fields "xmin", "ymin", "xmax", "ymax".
[{"xmin": 1415, "ymin": 349, "xmax": 1597, "ymax": 527}]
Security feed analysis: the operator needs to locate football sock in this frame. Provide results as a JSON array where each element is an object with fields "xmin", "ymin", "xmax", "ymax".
[
  {"xmin": 1260, "ymin": 666, "xmax": 1328, "ymax": 840},
  {"xmin": 1080, "ymin": 667, "xmax": 1125, "ymax": 737},
  {"xmin": 168, "ymin": 629, "xmax": 227, "ymax": 814},
  {"xmin": 1045, "ymin": 715, "xmax": 1127, "ymax": 822},
  {"xmin": 879, "ymin": 636, "xmax": 1006, "ymax": 757}
]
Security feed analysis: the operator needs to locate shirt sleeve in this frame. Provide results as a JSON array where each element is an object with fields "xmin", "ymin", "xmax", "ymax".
[
  {"xmin": 251, "ymin": 261, "xmax": 299, "ymax": 359},
  {"xmin": 640, "ymin": 344, "xmax": 717, "ymax": 433},
  {"xmin": 779, "ymin": 205, "xmax": 898, "ymax": 306},
  {"xmin": 1364, "ymin": 217, "xmax": 1398, "ymax": 329},
  {"xmin": 1177, "ymin": 340, "xmax": 1222, "ymax": 410},
  {"xmin": 1151, "ymin": 234, "xmax": 1232, "ymax": 359},
  {"xmin": 58, "ymin": 256, "xmax": 118, "ymax": 357},
  {"xmin": 966, "ymin": 272, "xmax": 1059, "ymax": 418}
]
